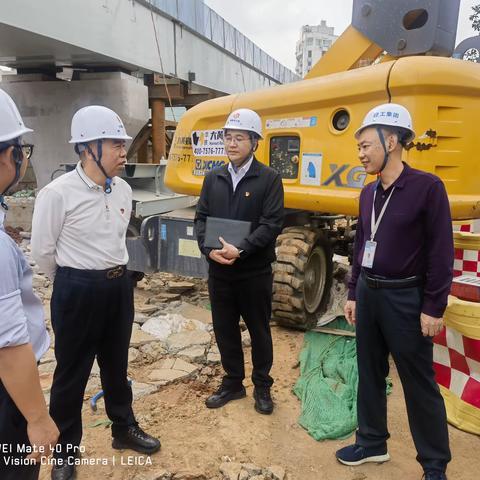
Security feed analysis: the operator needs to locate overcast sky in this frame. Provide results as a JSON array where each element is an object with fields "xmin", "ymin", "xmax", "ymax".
[{"xmin": 205, "ymin": 0, "xmax": 478, "ymax": 71}]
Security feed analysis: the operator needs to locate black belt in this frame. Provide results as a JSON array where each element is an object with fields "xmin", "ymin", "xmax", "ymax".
[
  {"xmin": 57, "ymin": 265, "xmax": 126, "ymax": 280},
  {"xmin": 362, "ymin": 270, "xmax": 424, "ymax": 289}
]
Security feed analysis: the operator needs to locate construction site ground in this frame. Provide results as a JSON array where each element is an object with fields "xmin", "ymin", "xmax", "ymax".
[{"xmin": 29, "ymin": 273, "xmax": 479, "ymax": 480}]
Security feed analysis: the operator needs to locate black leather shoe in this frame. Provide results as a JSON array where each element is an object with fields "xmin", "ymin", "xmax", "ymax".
[
  {"xmin": 51, "ymin": 458, "xmax": 76, "ymax": 480},
  {"xmin": 112, "ymin": 425, "xmax": 161, "ymax": 454},
  {"xmin": 423, "ymin": 470, "xmax": 447, "ymax": 480},
  {"xmin": 205, "ymin": 385, "xmax": 246, "ymax": 408},
  {"xmin": 254, "ymin": 387, "xmax": 274, "ymax": 415}
]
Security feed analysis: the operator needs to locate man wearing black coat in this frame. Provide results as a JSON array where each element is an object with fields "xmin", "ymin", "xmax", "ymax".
[{"xmin": 195, "ymin": 108, "xmax": 284, "ymax": 414}]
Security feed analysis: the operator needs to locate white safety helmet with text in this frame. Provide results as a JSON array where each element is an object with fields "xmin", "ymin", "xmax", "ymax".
[
  {"xmin": 355, "ymin": 103, "xmax": 415, "ymax": 144},
  {"xmin": 223, "ymin": 108, "xmax": 263, "ymax": 139}
]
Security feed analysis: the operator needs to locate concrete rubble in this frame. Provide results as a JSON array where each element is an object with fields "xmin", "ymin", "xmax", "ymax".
[
  {"xmin": 166, "ymin": 281, "xmax": 196, "ymax": 294},
  {"xmin": 148, "ymin": 358, "xmax": 200, "ymax": 385},
  {"xmin": 166, "ymin": 330, "xmax": 212, "ymax": 354},
  {"xmin": 2, "ymin": 195, "xmax": 35, "ymax": 232},
  {"xmin": 136, "ymin": 462, "xmax": 288, "ymax": 480},
  {"xmin": 9, "ymin": 230, "xmax": 290, "ymax": 480},
  {"xmin": 15, "ymin": 231, "xmax": 221, "ymax": 408},
  {"xmin": 207, "ymin": 344, "xmax": 221, "ymax": 365},
  {"xmin": 219, "ymin": 462, "xmax": 287, "ymax": 480},
  {"xmin": 125, "ymin": 462, "xmax": 287, "ymax": 480},
  {"xmin": 141, "ymin": 313, "xmax": 211, "ymax": 343},
  {"xmin": 131, "ymin": 323, "xmax": 161, "ymax": 347}
]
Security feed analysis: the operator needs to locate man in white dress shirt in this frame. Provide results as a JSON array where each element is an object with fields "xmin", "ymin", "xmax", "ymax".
[
  {"xmin": 31, "ymin": 106, "xmax": 160, "ymax": 480},
  {"xmin": 0, "ymin": 88, "xmax": 59, "ymax": 480}
]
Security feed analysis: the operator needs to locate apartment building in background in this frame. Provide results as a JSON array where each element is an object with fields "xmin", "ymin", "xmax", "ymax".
[{"xmin": 295, "ymin": 20, "xmax": 338, "ymax": 77}]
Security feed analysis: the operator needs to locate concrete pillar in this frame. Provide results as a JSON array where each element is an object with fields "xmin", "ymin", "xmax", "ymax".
[
  {"xmin": 0, "ymin": 72, "xmax": 149, "ymax": 188},
  {"xmin": 151, "ymin": 99, "xmax": 166, "ymax": 164}
]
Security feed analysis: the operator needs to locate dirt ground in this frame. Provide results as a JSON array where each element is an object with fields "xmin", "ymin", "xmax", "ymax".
[{"xmin": 37, "ymin": 321, "xmax": 480, "ymax": 480}]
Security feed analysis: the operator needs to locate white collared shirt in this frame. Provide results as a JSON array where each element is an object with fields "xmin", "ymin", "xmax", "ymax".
[
  {"xmin": 227, "ymin": 155, "xmax": 253, "ymax": 192},
  {"xmin": 0, "ymin": 207, "xmax": 49, "ymax": 360},
  {"xmin": 31, "ymin": 162, "xmax": 132, "ymax": 279}
]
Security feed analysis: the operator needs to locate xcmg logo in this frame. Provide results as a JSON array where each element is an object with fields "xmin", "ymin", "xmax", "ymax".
[
  {"xmin": 193, "ymin": 159, "xmax": 226, "ymax": 176},
  {"xmin": 322, "ymin": 164, "xmax": 367, "ymax": 189}
]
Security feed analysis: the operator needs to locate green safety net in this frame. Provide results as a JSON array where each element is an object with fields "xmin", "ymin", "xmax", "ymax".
[
  {"xmin": 293, "ymin": 317, "xmax": 392, "ymax": 441},
  {"xmin": 293, "ymin": 317, "xmax": 357, "ymax": 440}
]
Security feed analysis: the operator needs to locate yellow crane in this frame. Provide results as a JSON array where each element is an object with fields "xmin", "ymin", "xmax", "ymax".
[{"xmin": 165, "ymin": 0, "xmax": 480, "ymax": 329}]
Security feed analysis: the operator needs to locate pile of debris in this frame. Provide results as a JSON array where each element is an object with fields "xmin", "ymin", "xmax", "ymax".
[
  {"xmin": 134, "ymin": 460, "xmax": 287, "ymax": 480},
  {"xmin": 5, "ymin": 225, "xmax": 23, "ymax": 244}
]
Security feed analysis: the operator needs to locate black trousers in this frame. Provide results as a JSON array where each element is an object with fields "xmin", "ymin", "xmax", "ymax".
[
  {"xmin": 355, "ymin": 273, "xmax": 451, "ymax": 472},
  {"xmin": 208, "ymin": 272, "xmax": 274, "ymax": 389},
  {"xmin": 0, "ymin": 380, "xmax": 41, "ymax": 480},
  {"xmin": 49, "ymin": 267, "xmax": 137, "ymax": 460}
]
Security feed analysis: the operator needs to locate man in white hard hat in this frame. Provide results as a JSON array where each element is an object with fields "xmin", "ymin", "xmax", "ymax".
[
  {"xmin": 336, "ymin": 103, "xmax": 453, "ymax": 480},
  {"xmin": 0, "ymin": 88, "xmax": 59, "ymax": 479},
  {"xmin": 31, "ymin": 106, "xmax": 160, "ymax": 480},
  {"xmin": 195, "ymin": 108, "xmax": 284, "ymax": 414}
]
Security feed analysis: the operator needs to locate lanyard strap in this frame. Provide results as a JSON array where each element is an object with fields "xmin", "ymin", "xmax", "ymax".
[{"xmin": 370, "ymin": 185, "xmax": 395, "ymax": 241}]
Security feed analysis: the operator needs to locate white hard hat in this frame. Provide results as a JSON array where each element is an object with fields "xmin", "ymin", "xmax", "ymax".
[
  {"xmin": 69, "ymin": 105, "xmax": 132, "ymax": 144},
  {"xmin": 0, "ymin": 89, "xmax": 33, "ymax": 143},
  {"xmin": 355, "ymin": 103, "xmax": 415, "ymax": 143},
  {"xmin": 223, "ymin": 108, "xmax": 263, "ymax": 139}
]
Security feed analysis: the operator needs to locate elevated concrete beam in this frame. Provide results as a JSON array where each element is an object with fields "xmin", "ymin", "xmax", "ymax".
[
  {"xmin": 0, "ymin": 72, "xmax": 149, "ymax": 188},
  {"xmin": 0, "ymin": 0, "xmax": 296, "ymax": 95}
]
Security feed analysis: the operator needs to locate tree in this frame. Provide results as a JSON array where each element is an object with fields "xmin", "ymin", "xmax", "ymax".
[{"xmin": 470, "ymin": 4, "xmax": 480, "ymax": 33}]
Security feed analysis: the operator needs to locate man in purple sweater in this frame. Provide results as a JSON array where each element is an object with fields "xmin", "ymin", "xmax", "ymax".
[{"xmin": 335, "ymin": 103, "xmax": 453, "ymax": 480}]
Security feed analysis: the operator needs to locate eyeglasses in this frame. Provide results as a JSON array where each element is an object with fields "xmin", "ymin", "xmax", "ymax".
[
  {"xmin": 21, "ymin": 144, "xmax": 34, "ymax": 160},
  {"xmin": 0, "ymin": 142, "xmax": 34, "ymax": 159},
  {"xmin": 224, "ymin": 136, "xmax": 250, "ymax": 145}
]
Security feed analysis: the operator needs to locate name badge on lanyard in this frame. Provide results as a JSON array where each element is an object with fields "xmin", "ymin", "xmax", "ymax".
[
  {"xmin": 362, "ymin": 240, "xmax": 377, "ymax": 268},
  {"xmin": 361, "ymin": 183, "xmax": 395, "ymax": 268}
]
